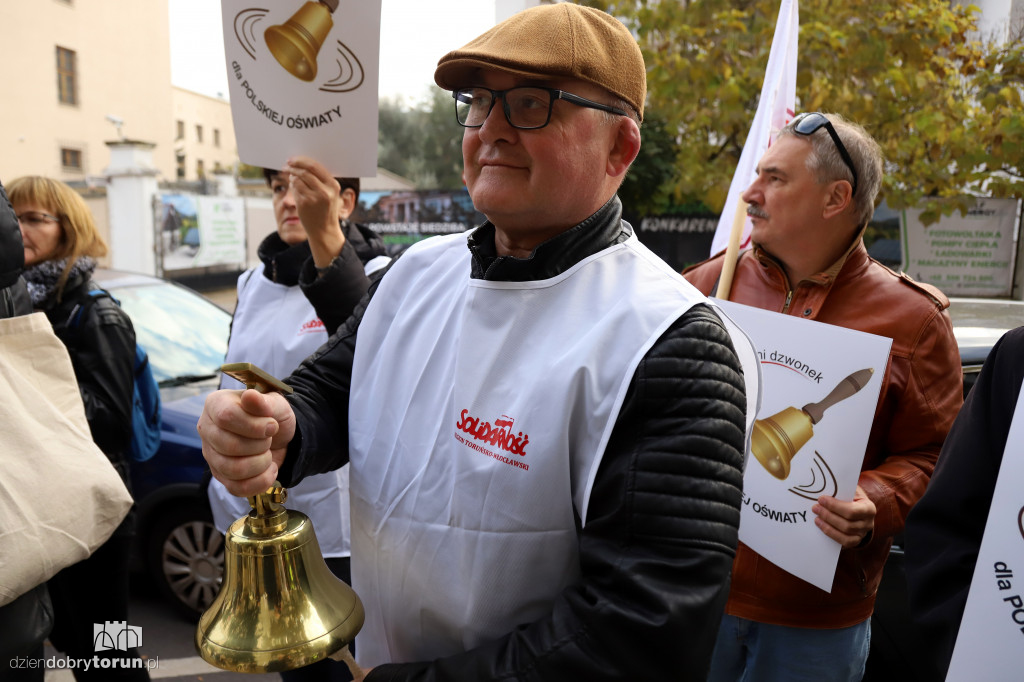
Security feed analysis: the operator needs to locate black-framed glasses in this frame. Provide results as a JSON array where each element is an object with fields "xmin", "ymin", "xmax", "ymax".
[
  {"xmin": 453, "ymin": 86, "xmax": 627, "ymax": 130},
  {"xmin": 792, "ymin": 112, "xmax": 859, "ymax": 198},
  {"xmin": 16, "ymin": 211, "xmax": 60, "ymax": 228}
]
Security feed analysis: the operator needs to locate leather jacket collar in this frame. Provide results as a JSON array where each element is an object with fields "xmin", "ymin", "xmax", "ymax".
[
  {"xmin": 750, "ymin": 224, "xmax": 871, "ymax": 293},
  {"xmin": 466, "ymin": 196, "xmax": 631, "ymax": 282}
]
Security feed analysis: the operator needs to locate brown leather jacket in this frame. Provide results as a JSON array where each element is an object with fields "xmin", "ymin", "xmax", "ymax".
[{"xmin": 683, "ymin": 238, "xmax": 963, "ymax": 627}]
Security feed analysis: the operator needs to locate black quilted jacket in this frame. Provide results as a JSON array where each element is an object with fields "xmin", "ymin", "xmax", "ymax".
[
  {"xmin": 280, "ymin": 197, "xmax": 749, "ymax": 681},
  {"xmin": 0, "ymin": 181, "xmax": 30, "ymax": 317},
  {"xmin": 43, "ymin": 271, "xmax": 136, "ymax": 476}
]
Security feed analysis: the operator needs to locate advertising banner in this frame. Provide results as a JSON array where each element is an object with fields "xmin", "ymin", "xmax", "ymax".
[
  {"xmin": 715, "ymin": 300, "xmax": 891, "ymax": 591},
  {"xmin": 901, "ymin": 198, "xmax": 1021, "ymax": 297},
  {"xmin": 160, "ymin": 195, "xmax": 246, "ymax": 271},
  {"xmin": 220, "ymin": 0, "xmax": 382, "ymax": 176}
]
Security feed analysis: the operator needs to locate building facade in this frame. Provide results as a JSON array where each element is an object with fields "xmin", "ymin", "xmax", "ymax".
[
  {"xmin": 172, "ymin": 87, "xmax": 238, "ymax": 181},
  {"xmin": 0, "ymin": 0, "xmax": 176, "ymax": 183}
]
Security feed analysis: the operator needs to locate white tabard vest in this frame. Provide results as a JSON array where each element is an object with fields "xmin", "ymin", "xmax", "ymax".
[
  {"xmin": 208, "ymin": 265, "xmax": 350, "ymax": 557},
  {"xmin": 348, "ymin": 230, "xmax": 759, "ymax": 665}
]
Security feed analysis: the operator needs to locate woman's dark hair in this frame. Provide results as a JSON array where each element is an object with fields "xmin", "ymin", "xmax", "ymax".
[{"xmin": 262, "ymin": 167, "xmax": 360, "ymax": 204}]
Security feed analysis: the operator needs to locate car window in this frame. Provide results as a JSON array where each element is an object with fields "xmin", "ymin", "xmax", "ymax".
[{"xmin": 107, "ymin": 281, "xmax": 230, "ymax": 384}]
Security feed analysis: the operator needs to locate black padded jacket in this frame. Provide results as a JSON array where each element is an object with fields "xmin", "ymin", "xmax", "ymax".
[
  {"xmin": 42, "ymin": 271, "xmax": 136, "ymax": 482},
  {"xmin": 279, "ymin": 196, "xmax": 750, "ymax": 681},
  {"xmin": 0, "ymin": 181, "xmax": 30, "ymax": 317}
]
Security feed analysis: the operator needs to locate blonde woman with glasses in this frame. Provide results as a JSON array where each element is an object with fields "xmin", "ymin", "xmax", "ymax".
[{"xmin": 8, "ymin": 176, "xmax": 149, "ymax": 681}]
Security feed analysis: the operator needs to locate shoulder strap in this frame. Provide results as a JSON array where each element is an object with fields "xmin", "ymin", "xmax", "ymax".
[{"xmin": 66, "ymin": 288, "xmax": 116, "ymax": 329}]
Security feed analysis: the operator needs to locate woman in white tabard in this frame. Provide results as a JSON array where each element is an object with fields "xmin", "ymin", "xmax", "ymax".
[{"xmin": 207, "ymin": 158, "xmax": 388, "ymax": 682}]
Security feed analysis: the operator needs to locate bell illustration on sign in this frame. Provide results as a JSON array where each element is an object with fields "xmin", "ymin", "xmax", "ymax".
[
  {"xmin": 751, "ymin": 367, "xmax": 875, "ymax": 481},
  {"xmin": 233, "ymin": 1, "xmax": 365, "ymax": 92}
]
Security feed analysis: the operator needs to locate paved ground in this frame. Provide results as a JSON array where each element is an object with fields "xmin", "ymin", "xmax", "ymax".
[
  {"xmin": 202, "ymin": 287, "xmax": 237, "ymax": 313},
  {"xmin": 42, "ymin": 579, "xmax": 284, "ymax": 682}
]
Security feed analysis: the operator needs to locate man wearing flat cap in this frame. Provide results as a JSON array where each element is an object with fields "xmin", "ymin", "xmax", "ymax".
[{"xmin": 198, "ymin": 4, "xmax": 760, "ymax": 680}]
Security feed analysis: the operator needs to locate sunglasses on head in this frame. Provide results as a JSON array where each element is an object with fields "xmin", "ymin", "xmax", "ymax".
[{"xmin": 792, "ymin": 112, "xmax": 858, "ymax": 198}]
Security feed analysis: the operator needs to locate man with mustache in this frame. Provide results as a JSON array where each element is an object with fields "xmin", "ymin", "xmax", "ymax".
[
  {"xmin": 684, "ymin": 113, "xmax": 963, "ymax": 681},
  {"xmin": 197, "ymin": 4, "xmax": 761, "ymax": 680}
]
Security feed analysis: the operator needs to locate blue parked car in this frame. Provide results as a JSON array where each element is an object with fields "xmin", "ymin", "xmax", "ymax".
[{"xmin": 95, "ymin": 269, "xmax": 230, "ymax": 617}]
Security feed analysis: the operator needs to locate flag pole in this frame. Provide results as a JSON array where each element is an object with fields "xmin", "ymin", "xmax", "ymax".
[{"xmin": 716, "ymin": 198, "xmax": 747, "ymax": 301}]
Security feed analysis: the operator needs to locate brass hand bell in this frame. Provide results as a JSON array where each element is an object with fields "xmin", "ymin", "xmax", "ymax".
[{"xmin": 195, "ymin": 363, "xmax": 364, "ymax": 673}]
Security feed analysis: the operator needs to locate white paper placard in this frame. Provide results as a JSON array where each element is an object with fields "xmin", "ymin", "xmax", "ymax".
[
  {"xmin": 715, "ymin": 300, "xmax": 892, "ymax": 592},
  {"xmin": 946, "ymin": 381, "xmax": 1024, "ymax": 681},
  {"xmin": 221, "ymin": 0, "xmax": 382, "ymax": 176}
]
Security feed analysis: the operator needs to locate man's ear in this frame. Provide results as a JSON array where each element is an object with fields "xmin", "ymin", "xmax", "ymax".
[
  {"xmin": 607, "ymin": 117, "xmax": 641, "ymax": 179},
  {"xmin": 338, "ymin": 187, "xmax": 357, "ymax": 219},
  {"xmin": 822, "ymin": 180, "xmax": 854, "ymax": 220}
]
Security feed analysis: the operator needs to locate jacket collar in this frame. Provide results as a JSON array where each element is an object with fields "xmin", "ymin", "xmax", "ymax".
[
  {"xmin": 466, "ymin": 196, "xmax": 630, "ymax": 281},
  {"xmin": 752, "ymin": 224, "xmax": 870, "ymax": 288},
  {"xmin": 259, "ymin": 220, "xmax": 387, "ymax": 286},
  {"xmin": 258, "ymin": 232, "xmax": 310, "ymax": 286}
]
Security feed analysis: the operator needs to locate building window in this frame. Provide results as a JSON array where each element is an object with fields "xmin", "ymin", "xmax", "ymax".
[
  {"xmin": 176, "ymin": 153, "xmax": 186, "ymax": 180},
  {"xmin": 196, "ymin": 159, "xmax": 205, "ymax": 178},
  {"xmin": 213, "ymin": 128, "xmax": 220, "ymax": 148},
  {"xmin": 56, "ymin": 47, "xmax": 77, "ymax": 105},
  {"xmin": 61, "ymin": 147, "xmax": 83, "ymax": 171},
  {"xmin": 176, "ymin": 120, "xmax": 184, "ymax": 140},
  {"xmin": 196, "ymin": 125, "xmax": 203, "ymax": 143}
]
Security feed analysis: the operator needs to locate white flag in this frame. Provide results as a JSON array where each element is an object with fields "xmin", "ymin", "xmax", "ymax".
[{"xmin": 709, "ymin": 0, "xmax": 799, "ymax": 256}]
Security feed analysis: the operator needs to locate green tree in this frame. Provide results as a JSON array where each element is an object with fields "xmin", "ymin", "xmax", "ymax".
[
  {"xmin": 583, "ymin": 0, "xmax": 1023, "ymax": 223},
  {"xmin": 237, "ymin": 163, "xmax": 265, "ymax": 180},
  {"xmin": 378, "ymin": 96, "xmax": 423, "ymax": 183},
  {"xmin": 619, "ymin": 111, "xmax": 695, "ymax": 218},
  {"xmin": 378, "ymin": 89, "xmax": 465, "ymax": 190}
]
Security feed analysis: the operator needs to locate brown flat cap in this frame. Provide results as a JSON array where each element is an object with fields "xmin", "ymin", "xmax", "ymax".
[{"xmin": 434, "ymin": 3, "xmax": 646, "ymax": 120}]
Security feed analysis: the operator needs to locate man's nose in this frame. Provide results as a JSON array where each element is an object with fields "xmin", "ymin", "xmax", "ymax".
[
  {"xmin": 741, "ymin": 181, "xmax": 760, "ymax": 204},
  {"xmin": 478, "ymin": 97, "xmax": 516, "ymax": 139}
]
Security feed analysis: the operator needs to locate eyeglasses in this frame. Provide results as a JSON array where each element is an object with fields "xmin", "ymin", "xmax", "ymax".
[
  {"xmin": 453, "ymin": 86, "xmax": 627, "ymax": 130},
  {"xmin": 792, "ymin": 112, "xmax": 859, "ymax": 198},
  {"xmin": 16, "ymin": 211, "xmax": 60, "ymax": 228}
]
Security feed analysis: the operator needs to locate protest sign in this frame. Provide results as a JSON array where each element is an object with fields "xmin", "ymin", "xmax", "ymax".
[
  {"xmin": 716, "ymin": 300, "xmax": 891, "ymax": 591},
  {"xmin": 946, "ymin": 381, "xmax": 1024, "ymax": 681},
  {"xmin": 221, "ymin": 0, "xmax": 382, "ymax": 176}
]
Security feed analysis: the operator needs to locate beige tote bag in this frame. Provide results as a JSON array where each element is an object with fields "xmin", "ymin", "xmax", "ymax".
[{"xmin": 0, "ymin": 313, "xmax": 134, "ymax": 606}]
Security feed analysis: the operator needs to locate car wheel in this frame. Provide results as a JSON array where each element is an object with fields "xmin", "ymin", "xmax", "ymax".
[{"xmin": 146, "ymin": 500, "xmax": 224, "ymax": 617}]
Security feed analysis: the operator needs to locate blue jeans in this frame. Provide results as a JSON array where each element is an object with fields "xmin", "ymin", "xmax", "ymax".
[{"xmin": 707, "ymin": 615, "xmax": 871, "ymax": 682}]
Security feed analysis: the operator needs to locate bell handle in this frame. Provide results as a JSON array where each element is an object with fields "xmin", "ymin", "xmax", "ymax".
[
  {"xmin": 220, "ymin": 362, "xmax": 294, "ymax": 395},
  {"xmin": 802, "ymin": 367, "xmax": 874, "ymax": 425},
  {"xmin": 248, "ymin": 481, "xmax": 287, "ymax": 514}
]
